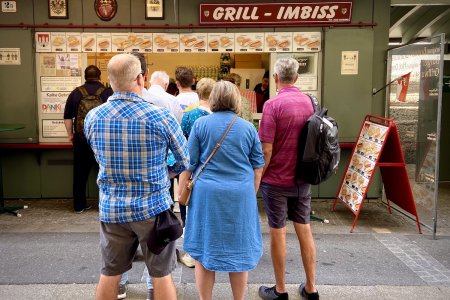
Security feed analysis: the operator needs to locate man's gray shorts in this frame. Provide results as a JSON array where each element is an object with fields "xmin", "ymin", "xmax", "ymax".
[
  {"xmin": 100, "ymin": 217, "xmax": 177, "ymax": 278},
  {"xmin": 260, "ymin": 182, "xmax": 312, "ymax": 228}
]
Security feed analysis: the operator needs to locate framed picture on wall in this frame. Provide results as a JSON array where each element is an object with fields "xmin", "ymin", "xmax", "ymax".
[
  {"xmin": 146, "ymin": 0, "xmax": 164, "ymax": 20},
  {"xmin": 48, "ymin": 0, "xmax": 68, "ymax": 19}
]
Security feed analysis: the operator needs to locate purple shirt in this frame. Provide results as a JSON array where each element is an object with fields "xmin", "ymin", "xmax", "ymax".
[{"xmin": 258, "ymin": 86, "xmax": 313, "ymax": 187}]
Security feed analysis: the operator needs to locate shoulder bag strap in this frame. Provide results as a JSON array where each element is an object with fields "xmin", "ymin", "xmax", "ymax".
[{"xmin": 191, "ymin": 114, "xmax": 238, "ymax": 183}]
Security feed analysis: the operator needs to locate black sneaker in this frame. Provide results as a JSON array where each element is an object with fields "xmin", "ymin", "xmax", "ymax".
[
  {"xmin": 258, "ymin": 285, "xmax": 289, "ymax": 300},
  {"xmin": 299, "ymin": 283, "xmax": 319, "ymax": 300},
  {"xmin": 74, "ymin": 205, "xmax": 92, "ymax": 214}
]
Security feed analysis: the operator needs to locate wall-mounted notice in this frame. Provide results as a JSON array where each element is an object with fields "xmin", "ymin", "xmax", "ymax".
[
  {"xmin": 1, "ymin": 1, "xmax": 17, "ymax": 12},
  {"xmin": 341, "ymin": 50, "xmax": 359, "ymax": 75},
  {"xmin": 42, "ymin": 119, "xmax": 67, "ymax": 138},
  {"xmin": 0, "ymin": 48, "xmax": 20, "ymax": 65},
  {"xmin": 36, "ymin": 32, "xmax": 52, "ymax": 52},
  {"xmin": 40, "ymin": 91, "xmax": 69, "ymax": 114},
  {"xmin": 40, "ymin": 76, "xmax": 82, "ymax": 92}
]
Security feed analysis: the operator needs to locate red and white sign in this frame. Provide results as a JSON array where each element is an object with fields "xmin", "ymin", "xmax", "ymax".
[{"xmin": 200, "ymin": 2, "xmax": 353, "ymax": 25}]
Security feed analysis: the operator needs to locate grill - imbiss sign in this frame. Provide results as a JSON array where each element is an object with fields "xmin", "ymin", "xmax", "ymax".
[{"xmin": 200, "ymin": 2, "xmax": 353, "ymax": 25}]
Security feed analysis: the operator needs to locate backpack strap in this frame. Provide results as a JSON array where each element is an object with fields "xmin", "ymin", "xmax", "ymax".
[
  {"xmin": 306, "ymin": 94, "xmax": 320, "ymax": 114},
  {"xmin": 77, "ymin": 86, "xmax": 89, "ymax": 97},
  {"xmin": 94, "ymin": 86, "xmax": 106, "ymax": 96}
]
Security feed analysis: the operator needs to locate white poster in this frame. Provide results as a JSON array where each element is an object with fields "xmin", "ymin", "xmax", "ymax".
[
  {"xmin": 40, "ymin": 76, "xmax": 82, "ymax": 92},
  {"xmin": 341, "ymin": 51, "xmax": 359, "ymax": 75},
  {"xmin": 0, "ymin": 48, "xmax": 20, "ymax": 65},
  {"xmin": 42, "ymin": 119, "xmax": 67, "ymax": 138}
]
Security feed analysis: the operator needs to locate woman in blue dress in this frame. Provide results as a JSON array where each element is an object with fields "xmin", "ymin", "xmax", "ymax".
[
  {"xmin": 179, "ymin": 80, "xmax": 265, "ymax": 300},
  {"xmin": 177, "ymin": 77, "xmax": 215, "ymax": 268}
]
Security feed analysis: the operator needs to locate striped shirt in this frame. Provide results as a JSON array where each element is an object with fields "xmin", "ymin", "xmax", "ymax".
[{"xmin": 84, "ymin": 91, "xmax": 189, "ymax": 223}]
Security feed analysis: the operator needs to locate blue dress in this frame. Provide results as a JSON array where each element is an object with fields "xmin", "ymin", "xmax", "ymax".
[{"xmin": 183, "ymin": 111, "xmax": 265, "ymax": 272}]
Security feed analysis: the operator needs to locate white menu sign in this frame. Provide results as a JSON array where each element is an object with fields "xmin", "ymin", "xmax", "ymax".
[
  {"xmin": 153, "ymin": 34, "xmax": 179, "ymax": 53},
  {"xmin": 264, "ymin": 32, "xmax": 293, "ymax": 52},
  {"xmin": 292, "ymin": 32, "xmax": 321, "ymax": 52},
  {"xmin": 235, "ymin": 33, "xmax": 264, "ymax": 53},
  {"xmin": 207, "ymin": 33, "xmax": 234, "ymax": 53},
  {"xmin": 66, "ymin": 33, "xmax": 81, "ymax": 53},
  {"xmin": 180, "ymin": 33, "xmax": 207, "ymax": 53},
  {"xmin": 51, "ymin": 32, "xmax": 67, "ymax": 53}
]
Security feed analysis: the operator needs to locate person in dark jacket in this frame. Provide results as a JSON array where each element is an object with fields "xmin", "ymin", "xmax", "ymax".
[{"xmin": 63, "ymin": 65, "xmax": 113, "ymax": 213}]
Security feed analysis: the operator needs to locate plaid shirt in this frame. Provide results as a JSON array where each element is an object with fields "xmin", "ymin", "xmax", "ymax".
[{"xmin": 84, "ymin": 92, "xmax": 189, "ymax": 223}]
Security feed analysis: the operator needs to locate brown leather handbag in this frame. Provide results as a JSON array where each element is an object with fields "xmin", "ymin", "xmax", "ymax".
[{"xmin": 179, "ymin": 115, "xmax": 237, "ymax": 206}]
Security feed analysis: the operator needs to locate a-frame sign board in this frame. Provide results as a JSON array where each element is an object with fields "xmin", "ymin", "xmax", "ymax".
[{"xmin": 333, "ymin": 115, "xmax": 421, "ymax": 233}]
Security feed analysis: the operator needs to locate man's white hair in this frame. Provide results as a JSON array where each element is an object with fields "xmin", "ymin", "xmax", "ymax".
[
  {"xmin": 150, "ymin": 71, "xmax": 170, "ymax": 85},
  {"xmin": 107, "ymin": 54, "xmax": 141, "ymax": 91},
  {"xmin": 273, "ymin": 58, "xmax": 299, "ymax": 84}
]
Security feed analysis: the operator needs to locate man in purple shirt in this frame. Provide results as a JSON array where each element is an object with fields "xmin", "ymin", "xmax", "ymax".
[{"xmin": 258, "ymin": 58, "xmax": 319, "ymax": 300}]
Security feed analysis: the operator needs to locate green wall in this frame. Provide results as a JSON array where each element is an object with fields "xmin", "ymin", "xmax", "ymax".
[{"xmin": 0, "ymin": 0, "xmax": 390, "ymax": 198}]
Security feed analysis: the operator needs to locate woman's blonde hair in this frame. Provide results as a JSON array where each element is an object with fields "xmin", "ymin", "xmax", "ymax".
[
  {"xmin": 209, "ymin": 80, "xmax": 241, "ymax": 113},
  {"xmin": 196, "ymin": 78, "xmax": 216, "ymax": 100}
]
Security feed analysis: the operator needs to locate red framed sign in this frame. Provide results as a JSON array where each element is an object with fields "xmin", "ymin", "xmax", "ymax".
[
  {"xmin": 333, "ymin": 115, "xmax": 421, "ymax": 233},
  {"xmin": 199, "ymin": 2, "xmax": 353, "ymax": 25}
]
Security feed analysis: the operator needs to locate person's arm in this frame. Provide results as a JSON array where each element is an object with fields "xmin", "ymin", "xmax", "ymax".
[
  {"xmin": 253, "ymin": 167, "xmax": 263, "ymax": 192},
  {"xmin": 64, "ymin": 119, "xmax": 73, "ymax": 143},
  {"xmin": 261, "ymin": 142, "xmax": 273, "ymax": 177}
]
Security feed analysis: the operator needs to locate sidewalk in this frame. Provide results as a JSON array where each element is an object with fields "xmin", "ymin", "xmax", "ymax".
[{"xmin": 1, "ymin": 198, "xmax": 450, "ymax": 299}]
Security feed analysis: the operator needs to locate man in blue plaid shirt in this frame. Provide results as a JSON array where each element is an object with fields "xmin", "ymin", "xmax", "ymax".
[{"xmin": 84, "ymin": 53, "xmax": 189, "ymax": 300}]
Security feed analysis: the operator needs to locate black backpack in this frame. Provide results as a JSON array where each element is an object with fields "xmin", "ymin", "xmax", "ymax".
[
  {"xmin": 296, "ymin": 95, "xmax": 340, "ymax": 185},
  {"xmin": 74, "ymin": 86, "xmax": 105, "ymax": 140}
]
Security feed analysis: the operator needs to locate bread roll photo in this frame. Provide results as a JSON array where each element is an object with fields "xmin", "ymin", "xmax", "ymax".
[{"xmin": 83, "ymin": 37, "xmax": 95, "ymax": 48}]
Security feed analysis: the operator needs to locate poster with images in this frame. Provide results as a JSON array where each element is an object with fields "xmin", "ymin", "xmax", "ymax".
[
  {"xmin": 81, "ymin": 33, "xmax": 97, "ymax": 52},
  {"xmin": 235, "ymin": 33, "xmax": 264, "ymax": 53},
  {"xmin": 292, "ymin": 32, "xmax": 321, "ymax": 52},
  {"xmin": 207, "ymin": 33, "xmax": 234, "ymax": 52},
  {"xmin": 66, "ymin": 33, "xmax": 82, "ymax": 52},
  {"xmin": 39, "ymin": 54, "xmax": 56, "ymax": 76},
  {"xmin": 153, "ymin": 33, "xmax": 179, "ymax": 53},
  {"xmin": 0, "ymin": 48, "xmax": 21, "ymax": 65},
  {"xmin": 51, "ymin": 32, "xmax": 67, "ymax": 52},
  {"xmin": 180, "ymin": 33, "xmax": 207, "ymax": 53},
  {"xmin": 96, "ymin": 33, "xmax": 112, "ymax": 53},
  {"xmin": 264, "ymin": 33, "xmax": 292, "ymax": 52},
  {"xmin": 337, "ymin": 120, "xmax": 388, "ymax": 212},
  {"xmin": 341, "ymin": 51, "xmax": 359, "ymax": 75}
]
